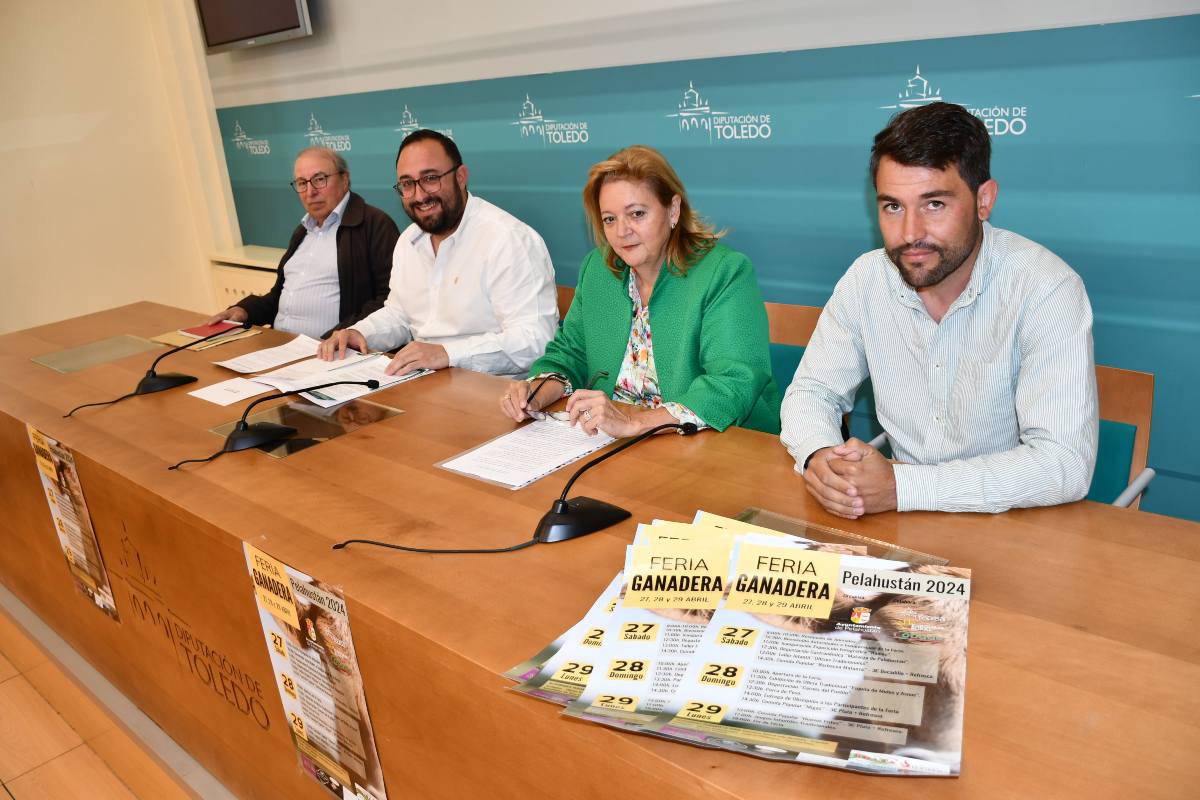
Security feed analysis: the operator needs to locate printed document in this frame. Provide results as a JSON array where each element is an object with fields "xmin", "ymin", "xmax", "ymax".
[
  {"xmin": 439, "ymin": 419, "xmax": 616, "ymax": 489},
  {"xmin": 214, "ymin": 334, "xmax": 326, "ymax": 374},
  {"xmin": 299, "ymin": 355, "xmax": 431, "ymax": 408},
  {"xmin": 244, "ymin": 544, "xmax": 389, "ymax": 799},
  {"xmin": 249, "ymin": 352, "xmax": 374, "ymax": 392},
  {"xmin": 509, "ymin": 573, "xmax": 625, "ymax": 703},
  {"xmin": 188, "ymin": 377, "xmax": 275, "ymax": 406},
  {"xmin": 507, "ymin": 514, "xmax": 970, "ymax": 777}
]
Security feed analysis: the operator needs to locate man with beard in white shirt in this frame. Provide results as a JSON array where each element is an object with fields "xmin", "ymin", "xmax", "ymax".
[
  {"xmin": 318, "ymin": 130, "xmax": 557, "ymax": 378},
  {"xmin": 780, "ymin": 103, "xmax": 1097, "ymax": 517}
]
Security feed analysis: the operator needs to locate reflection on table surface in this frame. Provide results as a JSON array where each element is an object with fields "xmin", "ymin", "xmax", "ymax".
[
  {"xmin": 32, "ymin": 334, "xmax": 162, "ymax": 373},
  {"xmin": 211, "ymin": 398, "xmax": 403, "ymax": 458}
]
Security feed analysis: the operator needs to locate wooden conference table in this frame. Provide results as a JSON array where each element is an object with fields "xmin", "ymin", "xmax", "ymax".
[{"xmin": 0, "ymin": 302, "xmax": 1197, "ymax": 800}]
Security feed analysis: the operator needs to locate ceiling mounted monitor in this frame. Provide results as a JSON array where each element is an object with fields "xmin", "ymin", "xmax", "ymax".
[{"xmin": 196, "ymin": 0, "xmax": 313, "ymax": 54}]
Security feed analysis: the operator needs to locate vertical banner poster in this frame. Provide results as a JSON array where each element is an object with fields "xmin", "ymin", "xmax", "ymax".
[
  {"xmin": 244, "ymin": 544, "xmax": 388, "ymax": 800},
  {"xmin": 26, "ymin": 425, "xmax": 118, "ymax": 620}
]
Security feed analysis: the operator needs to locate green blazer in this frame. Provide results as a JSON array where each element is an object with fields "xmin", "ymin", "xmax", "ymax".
[{"xmin": 529, "ymin": 243, "xmax": 781, "ymax": 433}]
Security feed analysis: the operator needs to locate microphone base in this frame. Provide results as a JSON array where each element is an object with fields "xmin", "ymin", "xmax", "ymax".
[
  {"xmin": 535, "ymin": 496, "xmax": 631, "ymax": 544},
  {"xmin": 135, "ymin": 372, "xmax": 197, "ymax": 395},
  {"xmin": 223, "ymin": 422, "xmax": 298, "ymax": 453}
]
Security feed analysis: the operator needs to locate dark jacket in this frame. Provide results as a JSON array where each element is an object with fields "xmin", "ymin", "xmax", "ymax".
[{"xmin": 235, "ymin": 191, "xmax": 400, "ymax": 337}]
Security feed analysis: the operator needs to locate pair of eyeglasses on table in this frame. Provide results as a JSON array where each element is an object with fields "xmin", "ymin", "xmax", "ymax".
[{"xmin": 526, "ymin": 371, "xmax": 609, "ymax": 422}]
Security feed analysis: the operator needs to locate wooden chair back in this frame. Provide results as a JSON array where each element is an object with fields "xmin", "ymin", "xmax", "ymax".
[
  {"xmin": 1095, "ymin": 365, "xmax": 1154, "ymax": 508},
  {"xmin": 556, "ymin": 285, "xmax": 575, "ymax": 320},
  {"xmin": 764, "ymin": 302, "xmax": 822, "ymax": 347}
]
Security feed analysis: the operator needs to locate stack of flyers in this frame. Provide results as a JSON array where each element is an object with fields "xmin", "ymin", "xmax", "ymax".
[{"xmin": 506, "ymin": 512, "xmax": 971, "ymax": 777}]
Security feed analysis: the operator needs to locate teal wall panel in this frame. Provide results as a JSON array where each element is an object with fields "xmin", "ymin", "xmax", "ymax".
[{"xmin": 216, "ymin": 16, "xmax": 1200, "ymax": 521}]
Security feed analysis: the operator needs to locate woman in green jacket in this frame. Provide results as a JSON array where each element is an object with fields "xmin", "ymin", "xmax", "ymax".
[{"xmin": 498, "ymin": 145, "xmax": 780, "ymax": 436}]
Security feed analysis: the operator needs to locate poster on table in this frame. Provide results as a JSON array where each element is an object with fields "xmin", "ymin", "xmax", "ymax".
[
  {"xmin": 509, "ymin": 521, "xmax": 866, "ymax": 710},
  {"xmin": 559, "ymin": 533, "xmax": 733, "ymax": 732},
  {"xmin": 562, "ymin": 526, "xmax": 867, "ymax": 735},
  {"xmin": 26, "ymin": 425, "xmax": 118, "ymax": 620},
  {"xmin": 639, "ymin": 535, "xmax": 972, "ymax": 776},
  {"xmin": 507, "ymin": 573, "xmax": 624, "ymax": 704},
  {"xmin": 510, "ymin": 514, "xmax": 972, "ymax": 777},
  {"xmin": 244, "ymin": 543, "xmax": 388, "ymax": 800}
]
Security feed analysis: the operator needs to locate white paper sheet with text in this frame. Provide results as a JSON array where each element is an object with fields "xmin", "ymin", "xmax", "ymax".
[
  {"xmin": 214, "ymin": 334, "xmax": 325, "ymax": 374},
  {"xmin": 188, "ymin": 377, "xmax": 275, "ymax": 406},
  {"xmin": 439, "ymin": 419, "xmax": 616, "ymax": 489},
  {"xmin": 249, "ymin": 352, "xmax": 374, "ymax": 392}
]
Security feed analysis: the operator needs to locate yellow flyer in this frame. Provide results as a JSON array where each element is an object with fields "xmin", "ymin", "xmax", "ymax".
[
  {"xmin": 26, "ymin": 425, "xmax": 118, "ymax": 620},
  {"xmin": 564, "ymin": 526, "xmax": 859, "ymax": 734},
  {"xmin": 243, "ymin": 544, "xmax": 387, "ymax": 800},
  {"xmin": 644, "ymin": 534, "xmax": 972, "ymax": 776},
  {"xmin": 509, "ymin": 572, "xmax": 624, "ymax": 705}
]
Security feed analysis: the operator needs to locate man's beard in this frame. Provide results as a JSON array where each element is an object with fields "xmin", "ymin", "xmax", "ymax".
[
  {"xmin": 887, "ymin": 222, "xmax": 981, "ymax": 289},
  {"xmin": 405, "ymin": 185, "xmax": 466, "ymax": 235}
]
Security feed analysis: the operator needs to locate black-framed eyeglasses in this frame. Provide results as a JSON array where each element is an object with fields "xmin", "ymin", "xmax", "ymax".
[
  {"xmin": 393, "ymin": 166, "xmax": 459, "ymax": 198},
  {"xmin": 290, "ymin": 171, "xmax": 344, "ymax": 193},
  {"xmin": 526, "ymin": 371, "xmax": 610, "ymax": 422}
]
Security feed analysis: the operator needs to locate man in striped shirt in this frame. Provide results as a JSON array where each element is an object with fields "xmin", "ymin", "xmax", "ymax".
[{"xmin": 781, "ymin": 102, "xmax": 1098, "ymax": 517}]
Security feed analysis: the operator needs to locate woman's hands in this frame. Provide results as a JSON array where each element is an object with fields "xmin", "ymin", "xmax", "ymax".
[
  {"xmin": 498, "ymin": 378, "xmax": 566, "ymax": 421},
  {"xmin": 500, "ymin": 382, "xmax": 678, "ymax": 437},
  {"xmin": 565, "ymin": 389, "xmax": 676, "ymax": 437}
]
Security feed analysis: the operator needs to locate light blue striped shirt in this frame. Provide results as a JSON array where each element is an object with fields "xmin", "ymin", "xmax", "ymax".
[
  {"xmin": 780, "ymin": 223, "xmax": 1098, "ymax": 513},
  {"xmin": 273, "ymin": 191, "xmax": 350, "ymax": 338}
]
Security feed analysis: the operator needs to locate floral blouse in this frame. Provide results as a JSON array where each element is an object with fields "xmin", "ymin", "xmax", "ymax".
[{"xmin": 609, "ymin": 277, "xmax": 705, "ymax": 428}]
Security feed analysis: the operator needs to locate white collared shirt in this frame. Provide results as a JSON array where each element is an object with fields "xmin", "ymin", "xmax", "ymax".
[
  {"xmin": 352, "ymin": 193, "xmax": 557, "ymax": 378},
  {"xmin": 780, "ymin": 223, "xmax": 1098, "ymax": 513},
  {"xmin": 273, "ymin": 191, "xmax": 350, "ymax": 338}
]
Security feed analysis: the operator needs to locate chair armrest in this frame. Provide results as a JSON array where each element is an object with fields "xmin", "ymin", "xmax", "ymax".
[{"xmin": 1113, "ymin": 467, "xmax": 1156, "ymax": 508}]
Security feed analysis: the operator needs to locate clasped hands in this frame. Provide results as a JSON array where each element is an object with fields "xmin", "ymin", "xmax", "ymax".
[
  {"xmin": 804, "ymin": 438, "xmax": 898, "ymax": 519},
  {"xmin": 499, "ymin": 381, "xmax": 665, "ymax": 438},
  {"xmin": 317, "ymin": 329, "xmax": 448, "ymax": 374}
]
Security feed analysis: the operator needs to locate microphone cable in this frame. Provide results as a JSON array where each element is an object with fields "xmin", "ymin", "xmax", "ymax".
[
  {"xmin": 330, "ymin": 537, "xmax": 537, "ymax": 554},
  {"xmin": 331, "ymin": 421, "xmax": 697, "ymax": 554},
  {"xmin": 168, "ymin": 451, "xmax": 226, "ymax": 471},
  {"xmin": 64, "ymin": 391, "xmax": 139, "ymax": 418},
  {"xmin": 65, "ymin": 321, "xmax": 252, "ymax": 417}
]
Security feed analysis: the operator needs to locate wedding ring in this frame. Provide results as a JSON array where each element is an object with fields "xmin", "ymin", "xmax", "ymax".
[{"xmin": 584, "ymin": 409, "xmax": 592, "ymax": 421}]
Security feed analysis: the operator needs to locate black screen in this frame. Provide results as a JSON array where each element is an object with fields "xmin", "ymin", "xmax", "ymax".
[{"xmin": 197, "ymin": 0, "xmax": 304, "ymax": 47}]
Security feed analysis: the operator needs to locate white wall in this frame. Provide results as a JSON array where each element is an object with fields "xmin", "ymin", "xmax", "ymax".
[
  {"xmin": 0, "ymin": 0, "xmax": 236, "ymax": 334},
  {"xmin": 207, "ymin": 0, "xmax": 1200, "ymax": 108}
]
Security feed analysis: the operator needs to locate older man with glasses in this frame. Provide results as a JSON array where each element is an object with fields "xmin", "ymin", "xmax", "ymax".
[
  {"xmin": 318, "ymin": 129, "xmax": 557, "ymax": 378},
  {"xmin": 207, "ymin": 146, "xmax": 400, "ymax": 339}
]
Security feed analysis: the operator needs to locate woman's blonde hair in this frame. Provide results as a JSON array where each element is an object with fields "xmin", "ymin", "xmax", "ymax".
[{"xmin": 582, "ymin": 145, "xmax": 722, "ymax": 277}]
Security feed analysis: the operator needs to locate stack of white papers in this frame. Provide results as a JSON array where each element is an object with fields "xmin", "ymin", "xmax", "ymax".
[
  {"xmin": 297, "ymin": 354, "xmax": 432, "ymax": 408},
  {"xmin": 251, "ymin": 351, "xmax": 374, "ymax": 393},
  {"xmin": 192, "ymin": 335, "xmax": 432, "ymax": 408},
  {"xmin": 506, "ymin": 512, "xmax": 972, "ymax": 777}
]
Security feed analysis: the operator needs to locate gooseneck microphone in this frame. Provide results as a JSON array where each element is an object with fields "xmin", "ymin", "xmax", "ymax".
[
  {"xmin": 331, "ymin": 420, "xmax": 699, "ymax": 554},
  {"xmin": 534, "ymin": 421, "xmax": 698, "ymax": 543},
  {"xmin": 167, "ymin": 378, "xmax": 379, "ymax": 470},
  {"xmin": 138, "ymin": 321, "xmax": 253, "ymax": 394},
  {"xmin": 65, "ymin": 321, "xmax": 253, "ymax": 417}
]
